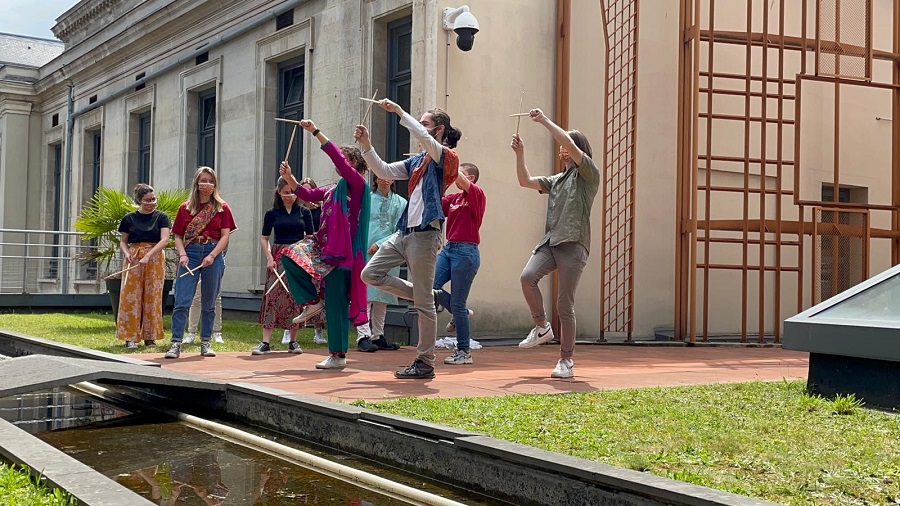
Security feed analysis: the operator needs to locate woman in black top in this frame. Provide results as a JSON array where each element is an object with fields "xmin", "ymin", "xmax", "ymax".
[
  {"xmin": 252, "ymin": 177, "xmax": 314, "ymax": 355},
  {"xmin": 116, "ymin": 183, "xmax": 172, "ymax": 348}
]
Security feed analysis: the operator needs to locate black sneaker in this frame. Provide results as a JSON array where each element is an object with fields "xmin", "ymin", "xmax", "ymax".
[
  {"xmin": 372, "ymin": 335, "xmax": 400, "ymax": 350},
  {"xmin": 251, "ymin": 342, "xmax": 271, "ymax": 355},
  {"xmin": 124, "ymin": 340, "xmax": 137, "ymax": 350},
  {"xmin": 287, "ymin": 341, "xmax": 303, "ymax": 354},
  {"xmin": 394, "ymin": 359, "xmax": 435, "ymax": 379},
  {"xmin": 433, "ymin": 290, "xmax": 445, "ymax": 313},
  {"xmin": 357, "ymin": 337, "xmax": 378, "ymax": 353}
]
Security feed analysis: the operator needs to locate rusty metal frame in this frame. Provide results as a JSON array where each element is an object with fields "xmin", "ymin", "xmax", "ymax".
[
  {"xmin": 675, "ymin": 0, "xmax": 900, "ymax": 343},
  {"xmin": 815, "ymin": 0, "xmax": 873, "ymax": 81},
  {"xmin": 811, "ymin": 206, "xmax": 871, "ymax": 304},
  {"xmin": 599, "ymin": 0, "xmax": 639, "ymax": 340}
]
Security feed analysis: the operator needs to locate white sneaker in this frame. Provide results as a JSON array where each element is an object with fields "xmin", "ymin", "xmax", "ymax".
[
  {"xmin": 313, "ymin": 331, "xmax": 327, "ymax": 345},
  {"xmin": 293, "ymin": 301, "xmax": 324, "ymax": 324},
  {"xmin": 550, "ymin": 358, "xmax": 574, "ymax": 378},
  {"xmin": 444, "ymin": 350, "xmax": 473, "ymax": 365},
  {"xmin": 281, "ymin": 329, "xmax": 291, "ymax": 344},
  {"xmin": 183, "ymin": 333, "xmax": 196, "ymax": 344},
  {"xmin": 315, "ymin": 355, "xmax": 346, "ymax": 369},
  {"xmin": 518, "ymin": 324, "xmax": 554, "ymax": 349},
  {"xmin": 212, "ymin": 332, "xmax": 224, "ymax": 344}
]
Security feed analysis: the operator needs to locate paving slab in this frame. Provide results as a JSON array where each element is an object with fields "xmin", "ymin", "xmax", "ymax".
[{"xmin": 136, "ymin": 345, "xmax": 809, "ymax": 402}]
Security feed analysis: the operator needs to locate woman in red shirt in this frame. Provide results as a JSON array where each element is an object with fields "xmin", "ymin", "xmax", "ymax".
[{"xmin": 164, "ymin": 167, "xmax": 236, "ymax": 359}]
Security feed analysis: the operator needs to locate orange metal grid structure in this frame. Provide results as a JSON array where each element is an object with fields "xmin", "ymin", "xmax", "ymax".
[
  {"xmin": 676, "ymin": 0, "xmax": 900, "ymax": 342},
  {"xmin": 600, "ymin": 0, "xmax": 640, "ymax": 340}
]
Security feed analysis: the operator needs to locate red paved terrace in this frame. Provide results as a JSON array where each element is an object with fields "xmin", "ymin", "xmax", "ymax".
[{"xmin": 135, "ymin": 345, "xmax": 809, "ymax": 402}]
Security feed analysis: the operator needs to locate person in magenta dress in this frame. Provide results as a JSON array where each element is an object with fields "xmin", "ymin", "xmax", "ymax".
[{"xmin": 279, "ymin": 119, "xmax": 370, "ymax": 370}]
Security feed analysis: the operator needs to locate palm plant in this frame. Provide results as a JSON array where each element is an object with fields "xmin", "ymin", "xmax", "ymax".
[{"xmin": 74, "ymin": 187, "xmax": 189, "ymax": 278}]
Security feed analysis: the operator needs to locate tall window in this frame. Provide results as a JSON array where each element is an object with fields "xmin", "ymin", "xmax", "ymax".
[
  {"xmin": 277, "ymin": 58, "xmax": 304, "ymax": 180},
  {"xmin": 82, "ymin": 131, "xmax": 101, "ymax": 204},
  {"xmin": 80, "ymin": 132, "xmax": 101, "ymax": 279},
  {"xmin": 137, "ymin": 112, "xmax": 151, "ymax": 183},
  {"xmin": 48, "ymin": 143, "xmax": 62, "ymax": 278},
  {"xmin": 198, "ymin": 90, "xmax": 216, "ymax": 168},
  {"xmin": 386, "ymin": 18, "xmax": 412, "ymax": 172}
]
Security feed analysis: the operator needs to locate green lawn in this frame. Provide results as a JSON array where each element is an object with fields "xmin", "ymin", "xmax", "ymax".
[
  {"xmin": 0, "ymin": 463, "xmax": 76, "ymax": 505},
  {"xmin": 0, "ymin": 311, "xmax": 329, "ymax": 354},
  {"xmin": 355, "ymin": 381, "xmax": 900, "ymax": 506}
]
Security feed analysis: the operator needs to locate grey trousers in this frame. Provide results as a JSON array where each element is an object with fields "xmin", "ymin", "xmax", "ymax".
[
  {"xmin": 356, "ymin": 302, "xmax": 387, "ymax": 341},
  {"xmin": 520, "ymin": 242, "xmax": 589, "ymax": 360},
  {"xmin": 361, "ymin": 230, "xmax": 442, "ymax": 364}
]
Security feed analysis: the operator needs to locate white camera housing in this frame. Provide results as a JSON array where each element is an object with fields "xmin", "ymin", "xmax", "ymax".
[{"xmin": 443, "ymin": 5, "xmax": 479, "ymax": 51}]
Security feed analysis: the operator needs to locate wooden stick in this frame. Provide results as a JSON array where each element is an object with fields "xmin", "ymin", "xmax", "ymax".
[
  {"xmin": 359, "ymin": 97, "xmax": 381, "ymax": 104},
  {"xmin": 104, "ymin": 264, "xmax": 139, "ymax": 280},
  {"xmin": 275, "ymin": 269, "xmax": 289, "ymax": 292},
  {"xmin": 516, "ymin": 92, "xmax": 526, "ymax": 134},
  {"xmin": 264, "ymin": 269, "xmax": 290, "ymax": 296},
  {"xmin": 508, "ymin": 112, "xmax": 531, "ymax": 117},
  {"xmin": 283, "ymin": 125, "xmax": 297, "ymax": 163},
  {"xmin": 361, "ymin": 89, "xmax": 378, "ymax": 125},
  {"xmin": 178, "ymin": 264, "xmax": 200, "ymax": 278},
  {"xmin": 275, "ymin": 117, "xmax": 304, "ymax": 126}
]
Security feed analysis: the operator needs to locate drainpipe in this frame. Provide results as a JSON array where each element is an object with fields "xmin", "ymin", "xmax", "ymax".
[
  {"xmin": 551, "ymin": 0, "xmax": 571, "ymax": 332},
  {"xmin": 61, "ymin": 84, "xmax": 74, "ymax": 293},
  {"xmin": 60, "ymin": 0, "xmax": 311, "ymax": 237}
]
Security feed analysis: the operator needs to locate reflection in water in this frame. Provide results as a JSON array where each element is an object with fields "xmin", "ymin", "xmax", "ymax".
[
  {"xmin": 0, "ymin": 388, "xmax": 129, "ymax": 433},
  {"xmin": 39, "ymin": 420, "xmax": 406, "ymax": 505},
  {"xmin": 3, "ymin": 388, "xmax": 498, "ymax": 505}
]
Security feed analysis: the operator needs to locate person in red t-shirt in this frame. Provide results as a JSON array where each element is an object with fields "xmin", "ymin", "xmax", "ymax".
[
  {"xmin": 164, "ymin": 167, "xmax": 237, "ymax": 359},
  {"xmin": 433, "ymin": 163, "xmax": 485, "ymax": 364}
]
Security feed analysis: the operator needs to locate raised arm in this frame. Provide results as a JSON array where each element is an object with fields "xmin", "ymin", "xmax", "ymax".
[
  {"xmin": 510, "ymin": 133, "xmax": 542, "ymax": 191},
  {"xmin": 354, "ymin": 124, "xmax": 410, "ymax": 180},
  {"xmin": 378, "ymin": 98, "xmax": 443, "ymax": 161},
  {"xmin": 454, "ymin": 170, "xmax": 472, "ymax": 193},
  {"xmin": 299, "ymin": 120, "xmax": 366, "ymax": 192},
  {"xmin": 278, "ymin": 162, "xmax": 298, "ymax": 192},
  {"xmin": 530, "ymin": 108, "xmax": 584, "ymax": 167}
]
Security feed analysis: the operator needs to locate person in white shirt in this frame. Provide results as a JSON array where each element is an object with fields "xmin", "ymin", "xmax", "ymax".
[{"xmin": 355, "ymin": 99, "xmax": 462, "ymax": 379}]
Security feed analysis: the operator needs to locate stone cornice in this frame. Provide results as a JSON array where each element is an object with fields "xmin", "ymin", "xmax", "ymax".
[
  {"xmin": 52, "ymin": 0, "xmax": 120, "ymax": 45},
  {"xmin": 0, "ymin": 98, "xmax": 35, "ymax": 116}
]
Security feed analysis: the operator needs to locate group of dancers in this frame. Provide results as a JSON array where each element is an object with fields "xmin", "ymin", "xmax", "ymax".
[{"xmin": 114, "ymin": 98, "xmax": 598, "ymax": 379}]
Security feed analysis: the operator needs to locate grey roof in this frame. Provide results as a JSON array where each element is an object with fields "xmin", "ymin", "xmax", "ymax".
[{"xmin": 0, "ymin": 32, "xmax": 64, "ymax": 68}]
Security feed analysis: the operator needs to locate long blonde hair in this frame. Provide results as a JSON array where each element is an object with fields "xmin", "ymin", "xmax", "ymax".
[{"xmin": 188, "ymin": 166, "xmax": 225, "ymax": 214}]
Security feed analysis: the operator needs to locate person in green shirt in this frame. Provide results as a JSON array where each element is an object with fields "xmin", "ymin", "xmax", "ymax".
[{"xmin": 510, "ymin": 108, "xmax": 600, "ymax": 379}]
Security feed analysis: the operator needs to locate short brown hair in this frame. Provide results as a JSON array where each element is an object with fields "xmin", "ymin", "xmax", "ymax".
[{"xmin": 460, "ymin": 163, "xmax": 479, "ymax": 183}]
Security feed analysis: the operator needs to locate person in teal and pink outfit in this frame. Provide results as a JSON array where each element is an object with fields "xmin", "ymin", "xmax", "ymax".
[{"xmin": 279, "ymin": 119, "xmax": 370, "ymax": 370}]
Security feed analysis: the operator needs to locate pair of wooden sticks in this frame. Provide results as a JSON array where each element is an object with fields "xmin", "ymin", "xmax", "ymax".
[
  {"xmin": 104, "ymin": 263, "xmax": 140, "ymax": 280},
  {"xmin": 264, "ymin": 269, "xmax": 289, "ymax": 296},
  {"xmin": 274, "ymin": 90, "xmax": 382, "ymax": 161}
]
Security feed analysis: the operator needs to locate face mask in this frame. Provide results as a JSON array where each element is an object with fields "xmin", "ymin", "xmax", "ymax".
[{"xmin": 199, "ymin": 186, "xmax": 214, "ymax": 197}]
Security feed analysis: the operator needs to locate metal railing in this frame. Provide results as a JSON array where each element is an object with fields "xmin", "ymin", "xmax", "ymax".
[{"xmin": 0, "ymin": 228, "xmax": 110, "ymax": 295}]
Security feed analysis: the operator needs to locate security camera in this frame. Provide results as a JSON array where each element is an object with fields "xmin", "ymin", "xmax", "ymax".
[{"xmin": 443, "ymin": 5, "xmax": 479, "ymax": 52}]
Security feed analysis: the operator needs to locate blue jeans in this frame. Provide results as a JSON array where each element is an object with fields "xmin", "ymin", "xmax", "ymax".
[
  {"xmin": 171, "ymin": 242, "xmax": 225, "ymax": 343},
  {"xmin": 433, "ymin": 242, "xmax": 480, "ymax": 351}
]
